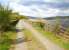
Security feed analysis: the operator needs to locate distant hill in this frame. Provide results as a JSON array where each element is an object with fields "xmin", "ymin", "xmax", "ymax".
[
  {"xmin": 43, "ymin": 16, "xmax": 69, "ymax": 20},
  {"xmin": 28, "ymin": 16, "xmax": 38, "ymax": 19},
  {"xmin": 43, "ymin": 16, "xmax": 69, "ymax": 28},
  {"xmin": 28, "ymin": 16, "xmax": 69, "ymax": 20}
]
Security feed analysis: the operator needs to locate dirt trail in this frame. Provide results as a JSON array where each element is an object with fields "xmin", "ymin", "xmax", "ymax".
[
  {"xmin": 14, "ymin": 20, "xmax": 45, "ymax": 50},
  {"xmin": 23, "ymin": 21, "xmax": 64, "ymax": 50}
]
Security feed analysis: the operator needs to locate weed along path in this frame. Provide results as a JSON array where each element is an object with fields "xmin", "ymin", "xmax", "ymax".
[{"xmin": 22, "ymin": 20, "xmax": 65, "ymax": 50}]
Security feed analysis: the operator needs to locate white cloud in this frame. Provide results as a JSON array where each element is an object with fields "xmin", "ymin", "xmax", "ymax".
[
  {"xmin": 8, "ymin": 0, "xmax": 69, "ymax": 17},
  {"xmin": 44, "ymin": 0, "xmax": 69, "ymax": 3},
  {"xmin": 8, "ymin": 0, "xmax": 21, "ymax": 3},
  {"xmin": 10, "ymin": 2, "xmax": 60, "ymax": 17},
  {"xmin": 59, "ymin": 9, "xmax": 69, "ymax": 16},
  {"xmin": 44, "ymin": 0, "xmax": 63, "ymax": 3},
  {"xmin": 35, "ymin": 8, "xmax": 60, "ymax": 17},
  {"xmin": 10, "ymin": 2, "xmax": 38, "ymax": 17}
]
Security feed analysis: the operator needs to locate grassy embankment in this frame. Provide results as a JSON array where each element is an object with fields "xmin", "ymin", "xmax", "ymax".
[
  {"xmin": 0, "ymin": 31, "xmax": 16, "ymax": 50},
  {"xmin": 33, "ymin": 25, "xmax": 69, "ymax": 50},
  {"xmin": 23, "ymin": 29, "xmax": 46, "ymax": 50}
]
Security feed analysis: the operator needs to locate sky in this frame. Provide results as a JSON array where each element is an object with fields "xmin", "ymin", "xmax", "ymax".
[{"xmin": 0, "ymin": 0, "xmax": 69, "ymax": 18}]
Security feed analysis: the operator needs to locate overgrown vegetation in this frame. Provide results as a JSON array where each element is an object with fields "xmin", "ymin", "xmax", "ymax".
[
  {"xmin": 0, "ymin": 4, "xmax": 28, "ymax": 50},
  {"xmin": 0, "ymin": 31, "xmax": 16, "ymax": 50}
]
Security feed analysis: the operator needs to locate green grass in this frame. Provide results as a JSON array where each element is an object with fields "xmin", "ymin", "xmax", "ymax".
[
  {"xmin": 42, "ymin": 31, "xmax": 69, "ymax": 50},
  {"xmin": 0, "ymin": 31, "xmax": 16, "ymax": 50},
  {"xmin": 5, "ymin": 31, "xmax": 16, "ymax": 39},
  {"xmin": 34, "ymin": 26, "xmax": 69, "ymax": 50}
]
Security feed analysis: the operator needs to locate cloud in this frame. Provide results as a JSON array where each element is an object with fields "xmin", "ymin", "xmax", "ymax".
[
  {"xmin": 1, "ymin": 0, "xmax": 69, "ymax": 17},
  {"xmin": 10, "ymin": 2, "xmax": 60, "ymax": 17},
  {"xmin": 57, "ymin": 9, "xmax": 69, "ymax": 16},
  {"xmin": 10, "ymin": 3, "xmax": 38, "ymax": 17},
  {"xmin": 20, "ymin": 0, "xmax": 69, "ymax": 9}
]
